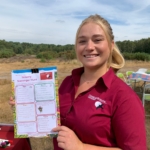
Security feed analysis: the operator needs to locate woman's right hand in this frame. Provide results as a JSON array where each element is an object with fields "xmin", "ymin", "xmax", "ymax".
[{"xmin": 9, "ymin": 96, "xmax": 15, "ymax": 110}]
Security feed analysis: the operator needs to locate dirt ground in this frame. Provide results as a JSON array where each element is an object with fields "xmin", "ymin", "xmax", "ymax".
[{"xmin": 0, "ymin": 55, "xmax": 150, "ymax": 150}]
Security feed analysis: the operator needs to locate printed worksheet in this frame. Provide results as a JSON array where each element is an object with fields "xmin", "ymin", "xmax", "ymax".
[{"xmin": 11, "ymin": 67, "xmax": 60, "ymax": 138}]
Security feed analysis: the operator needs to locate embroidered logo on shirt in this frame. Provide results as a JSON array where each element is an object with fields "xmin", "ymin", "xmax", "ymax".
[
  {"xmin": 95, "ymin": 101, "xmax": 104, "ymax": 109},
  {"xmin": 88, "ymin": 94, "xmax": 106, "ymax": 104},
  {"xmin": 88, "ymin": 94, "xmax": 106, "ymax": 110}
]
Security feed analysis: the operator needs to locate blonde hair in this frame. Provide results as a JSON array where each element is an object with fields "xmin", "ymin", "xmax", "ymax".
[{"xmin": 75, "ymin": 14, "xmax": 125, "ymax": 73}]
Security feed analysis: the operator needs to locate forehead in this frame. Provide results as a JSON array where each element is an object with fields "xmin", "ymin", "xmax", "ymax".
[{"xmin": 78, "ymin": 22, "xmax": 105, "ymax": 37}]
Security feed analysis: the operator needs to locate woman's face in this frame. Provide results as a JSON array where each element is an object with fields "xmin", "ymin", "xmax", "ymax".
[{"xmin": 76, "ymin": 22, "xmax": 114, "ymax": 70}]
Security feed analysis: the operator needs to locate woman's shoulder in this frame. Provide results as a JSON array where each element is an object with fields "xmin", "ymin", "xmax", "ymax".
[
  {"xmin": 111, "ymin": 75, "xmax": 141, "ymax": 104},
  {"xmin": 59, "ymin": 67, "xmax": 83, "ymax": 92},
  {"xmin": 111, "ymin": 75, "xmax": 144, "ymax": 111},
  {"xmin": 62, "ymin": 74, "xmax": 73, "ymax": 82},
  {"xmin": 59, "ymin": 74, "xmax": 73, "ymax": 93},
  {"xmin": 112, "ymin": 75, "xmax": 135, "ymax": 93},
  {"xmin": 60, "ymin": 74, "xmax": 73, "ymax": 85}
]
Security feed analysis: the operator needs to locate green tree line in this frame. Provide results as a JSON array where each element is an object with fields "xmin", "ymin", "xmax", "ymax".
[
  {"xmin": 116, "ymin": 38, "xmax": 150, "ymax": 53},
  {"xmin": 0, "ymin": 37, "xmax": 150, "ymax": 60},
  {"xmin": 0, "ymin": 39, "xmax": 76, "ymax": 59}
]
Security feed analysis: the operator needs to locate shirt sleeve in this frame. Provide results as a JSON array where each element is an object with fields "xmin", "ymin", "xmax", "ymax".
[{"xmin": 112, "ymin": 92, "xmax": 147, "ymax": 150}]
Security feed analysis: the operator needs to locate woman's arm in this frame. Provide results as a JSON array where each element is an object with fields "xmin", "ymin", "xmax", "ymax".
[
  {"xmin": 53, "ymin": 126, "xmax": 121, "ymax": 150},
  {"xmin": 111, "ymin": 94, "xmax": 147, "ymax": 150}
]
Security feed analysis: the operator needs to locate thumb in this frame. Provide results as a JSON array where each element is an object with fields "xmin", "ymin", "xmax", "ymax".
[{"xmin": 52, "ymin": 126, "xmax": 61, "ymax": 132}]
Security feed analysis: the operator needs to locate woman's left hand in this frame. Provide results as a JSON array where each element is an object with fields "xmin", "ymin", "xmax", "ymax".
[{"xmin": 52, "ymin": 126, "xmax": 84, "ymax": 150}]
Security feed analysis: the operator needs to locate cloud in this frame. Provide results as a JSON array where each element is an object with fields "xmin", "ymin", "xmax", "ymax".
[
  {"xmin": 0, "ymin": 0, "xmax": 150, "ymax": 44},
  {"xmin": 55, "ymin": 20, "xmax": 65, "ymax": 23}
]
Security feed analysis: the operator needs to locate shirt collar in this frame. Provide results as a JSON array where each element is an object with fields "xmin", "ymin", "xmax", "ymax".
[
  {"xmin": 72, "ymin": 67, "xmax": 84, "ymax": 87},
  {"xmin": 72, "ymin": 67, "xmax": 84, "ymax": 76},
  {"xmin": 71, "ymin": 67, "xmax": 115, "ymax": 89},
  {"xmin": 101, "ymin": 67, "xmax": 115, "ymax": 89}
]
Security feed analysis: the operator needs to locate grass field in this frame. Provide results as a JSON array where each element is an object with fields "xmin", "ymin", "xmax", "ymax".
[{"xmin": 0, "ymin": 55, "xmax": 150, "ymax": 150}]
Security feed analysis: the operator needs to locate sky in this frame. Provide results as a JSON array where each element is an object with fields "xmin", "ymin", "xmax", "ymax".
[{"xmin": 0, "ymin": 0, "xmax": 150, "ymax": 45}]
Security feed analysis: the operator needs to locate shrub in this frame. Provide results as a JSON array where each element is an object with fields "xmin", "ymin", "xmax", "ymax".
[
  {"xmin": 40, "ymin": 57, "xmax": 46, "ymax": 62},
  {"xmin": 123, "ymin": 52, "xmax": 150, "ymax": 61},
  {"xmin": 23, "ymin": 49, "xmax": 33, "ymax": 55},
  {"xmin": 0, "ymin": 49, "xmax": 15, "ymax": 58},
  {"xmin": 36, "ymin": 53, "xmax": 43, "ymax": 58},
  {"xmin": 59, "ymin": 50, "xmax": 76, "ymax": 60},
  {"xmin": 36, "ymin": 51, "xmax": 58, "ymax": 60}
]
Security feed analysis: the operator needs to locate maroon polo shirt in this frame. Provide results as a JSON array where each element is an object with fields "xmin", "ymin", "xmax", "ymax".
[{"xmin": 53, "ymin": 67, "xmax": 147, "ymax": 150}]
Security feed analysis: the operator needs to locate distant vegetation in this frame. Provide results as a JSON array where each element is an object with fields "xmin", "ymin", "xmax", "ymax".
[{"xmin": 0, "ymin": 37, "xmax": 150, "ymax": 61}]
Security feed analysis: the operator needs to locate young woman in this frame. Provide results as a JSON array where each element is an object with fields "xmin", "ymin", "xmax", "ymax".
[{"xmin": 10, "ymin": 14, "xmax": 147, "ymax": 150}]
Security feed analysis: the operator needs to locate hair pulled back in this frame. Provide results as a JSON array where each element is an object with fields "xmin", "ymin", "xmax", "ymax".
[{"xmin": 75, "ymin": 14, "xmax": 125, "ymax": 73}]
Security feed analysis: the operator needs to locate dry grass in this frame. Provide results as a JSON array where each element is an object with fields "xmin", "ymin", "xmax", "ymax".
[
  {"xmin": 0, "ymin": 57, "xmax": 81, "ymax": 150},
  {"xmin": 0, "ymin": 56, "xmax": 150, "ymax": 150}
]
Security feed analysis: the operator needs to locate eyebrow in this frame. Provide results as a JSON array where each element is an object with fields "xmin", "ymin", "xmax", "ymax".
[{"xmin": 78, "ymin": 34, "xmax": 104, "ymax": 39}]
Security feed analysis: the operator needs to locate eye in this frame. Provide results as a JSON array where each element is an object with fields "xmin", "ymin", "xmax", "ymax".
[
  {"xmin": 95, "ymin": 39, "xmax": 102, "ymax": 42},
  {"xmin": 79, "ymin": 40, "xmax": 86, "ymax": 43}
]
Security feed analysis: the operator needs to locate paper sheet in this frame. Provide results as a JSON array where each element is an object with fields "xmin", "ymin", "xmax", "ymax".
[{"xmin": 11, "ymin": 67, "xmax": 60, "ymax": 138}]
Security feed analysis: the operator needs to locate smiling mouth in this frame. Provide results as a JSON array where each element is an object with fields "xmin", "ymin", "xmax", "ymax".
[{"xmin": 84, "ymin": 54, "xmax": 99, "ymax": 58}]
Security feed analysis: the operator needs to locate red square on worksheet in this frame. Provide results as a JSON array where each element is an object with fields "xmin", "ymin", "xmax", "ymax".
[{"xmin": 40, "ymin": 72, "xmax": 53, "ymax": 80}]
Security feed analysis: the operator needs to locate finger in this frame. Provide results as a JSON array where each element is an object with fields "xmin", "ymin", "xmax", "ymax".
[
  {"xmin": 10, "ymin": 97, "xmax": 13, "ymax": 101},
  {"xmin": 9, "ymin": 101, "xmax": 15, "ymax": 105},
  {"xmin": 58, "ymin": 131, "xmax": 66, "ymax": 137},
  {"xmin": 57, "ymin": 135, "xmax": 66, "ymax": 143},
  {"xmin": 52, "ymin": 126, "xmax": 69, "ymax": 132},
  {"xmin": 52, "ymin": 126, "xmax": 64, "ymax": 132},
  {"xmin": 52, "ymin": 127, "xmax": 60, "ymax": 132},
  {"xmin": 59, "ymin": 126, "xmax": 70, "ymax": 131},
  {"xmin": 58, "ymin": 142, "xmax": 65, "ymax": 149}
]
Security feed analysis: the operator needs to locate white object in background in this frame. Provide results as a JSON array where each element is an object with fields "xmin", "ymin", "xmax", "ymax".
[{"xmin": 136, "ymin": 68, "xmax": 147, "ymax": 74}]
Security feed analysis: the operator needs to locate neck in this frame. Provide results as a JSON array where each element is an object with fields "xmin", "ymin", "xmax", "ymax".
[{"xmin": 82, "ymin": 65, "xmax": 108, "ymax": 82}]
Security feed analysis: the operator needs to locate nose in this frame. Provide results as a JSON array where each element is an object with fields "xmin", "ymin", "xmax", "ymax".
[{"xmin": 85, "ymin": 40, "xmax": 94, "ymax": 51}]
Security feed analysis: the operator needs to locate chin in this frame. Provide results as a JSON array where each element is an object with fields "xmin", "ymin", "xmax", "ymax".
[
  {"xmin": 83, "ymin": 62, "xmax": 107, "ymax": 70},
  {"xmin": 83, "ymin": 64, "xmax": 100, "ymax": 70}
]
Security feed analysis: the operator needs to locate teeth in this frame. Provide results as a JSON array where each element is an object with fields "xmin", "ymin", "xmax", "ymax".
[{"xmin": 85, "ymin": 55, "xmax": 97, "ymax": 58}]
